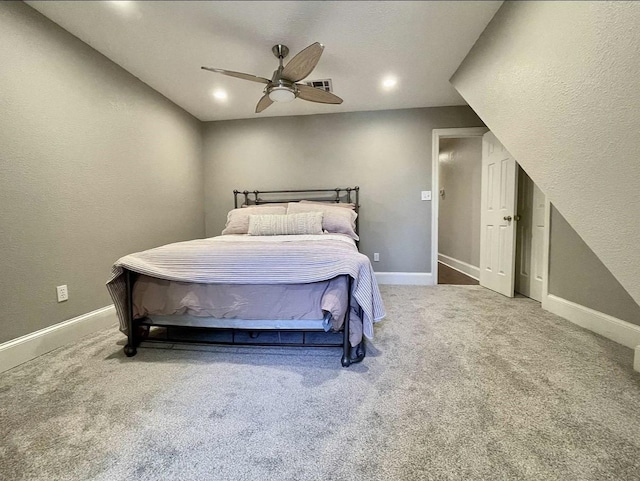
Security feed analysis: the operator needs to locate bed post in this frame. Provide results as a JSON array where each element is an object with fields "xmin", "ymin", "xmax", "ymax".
[
  {"xmin": 341, "ymin": 275, "xmax": 353, "ymax": 367},
  {"xmin": 123, "ymin": 269, "xmax": 137, "ymax": 357},
  {"xmin": 354, "ymin": 186, "xmax": 360, "ymax": 240},
  {"xmin": 353, "ymin": 306, "xmax": 366, "ymax": 363}
]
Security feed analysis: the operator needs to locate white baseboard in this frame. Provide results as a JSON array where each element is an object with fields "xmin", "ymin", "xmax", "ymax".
[
  {"xmin": 438, "ymin": 253, "xmax": 480, "ymax": 280},
  {"xmin": 375, "ymin": 272, "xmax": 434, "ymax": 286},
  {"xmin": 543, "ymin": 294, "xmax": 640, "ymax": 349},
  {"xmin": 0, "ymin": 305, "xmax": 117, "ymax": 374}
]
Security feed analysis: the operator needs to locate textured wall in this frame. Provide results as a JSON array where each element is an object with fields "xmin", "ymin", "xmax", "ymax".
[
  {"xmin": 438, "ymin": 137, "xmax": 482, "ymax": 267},
  {"xmin": 202, "ymin": 107, "xmax": 484, "ymax": 273},
  {"xmin": 549, "ymin": 207, "xmax": 640, "ymax": 326},
  {"xmin": 450, "ymin": 1, "xmax": 640, "ymax": 306},
  {"xmin": 0, "ymin": 2, "xmax": 204, "ymax": 343}
]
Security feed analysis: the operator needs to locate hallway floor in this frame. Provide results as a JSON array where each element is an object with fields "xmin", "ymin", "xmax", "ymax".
[{"xmin": 438, "ymin": 262, "xmax": 479, "ymax": 285}]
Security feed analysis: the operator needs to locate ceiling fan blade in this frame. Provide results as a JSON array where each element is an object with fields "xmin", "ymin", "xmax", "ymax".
[
  {"xmin": 201, "ymin": 67, "xmax": 270, "ymax": 84},
  {"xmin": 296, "ymin": 84, "xmax": 343, "ymax": 104},
  {"xmin": 281, "ymin": 42, "xmax": 324, "ymax": 82},
  {"xmin": 255, "ymin": 94, "xmax": 273, "ymax": 113}
]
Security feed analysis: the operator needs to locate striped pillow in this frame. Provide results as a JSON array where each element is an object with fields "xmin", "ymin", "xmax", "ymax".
[{"xmin": 248, "ymin": 212, "xmax": 323, "ymax": 236}]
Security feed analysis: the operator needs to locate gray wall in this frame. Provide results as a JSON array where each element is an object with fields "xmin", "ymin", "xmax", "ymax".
[
  {"xmin": 202, "ymin": 107, "xmax": 484, "ymax": 273},
  {"xmin": 549, "ymin": 206, "xmax": 640, "ymax": 327},
  {"xmin": 438, "ymin": 137, "xmax": 482, "ymax": 267},
  {"xmin": 451, "ymin": 1, "xmax": 640, "ymax": 306},
  {"xmin": 0, "ymin": 2, "xmax": 204, "ymax": 343}
]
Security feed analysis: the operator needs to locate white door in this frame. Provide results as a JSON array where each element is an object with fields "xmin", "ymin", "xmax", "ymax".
[
  {"xmin": 479, "ymin": 132, "xmax": 518, "ymax": 297},
  {"xmin": 515, "ymin": 169, "xmax": 546, "ymax": 302}
]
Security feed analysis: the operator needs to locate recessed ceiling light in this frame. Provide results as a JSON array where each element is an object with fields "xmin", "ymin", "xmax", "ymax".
[
  {"xmin": 109, "ymin": 1, "xmax": 138, "ymax": 16},
  {"xmin": 212, "ymin": 90, "xmax": 228, "ymax": 101},
  {"xmin": 382, "ymin": 76, "xmax": 398, "ymax": 90}
]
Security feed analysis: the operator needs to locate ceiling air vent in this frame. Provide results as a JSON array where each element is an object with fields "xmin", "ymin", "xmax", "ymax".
[{"xmin": 305, "ymin": 79, "xmax": 333, "ymax": 92}]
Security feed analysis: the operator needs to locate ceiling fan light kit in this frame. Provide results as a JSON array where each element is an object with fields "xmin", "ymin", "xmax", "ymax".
[
  {"xmin": 268, "ymin": 86, "xmax": 296, "ymax": 103},
  {"xmin": 202, "ymin": 42, "xmax": 343, "ymax": 113}
]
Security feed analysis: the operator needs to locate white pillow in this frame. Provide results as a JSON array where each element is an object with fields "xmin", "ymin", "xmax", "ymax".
[
  {"xmin": 221, "ymin": 206, "xmax": 286, "ymax": 235},
  {"xmin": 248, "ymin": 212, "xmax": 324, "ymax": 236}
]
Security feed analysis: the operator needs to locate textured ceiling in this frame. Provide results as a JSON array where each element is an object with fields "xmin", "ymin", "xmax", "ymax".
[{"xmin": 27, "ymin": 1, "xmax": 501, "ymax": 121}]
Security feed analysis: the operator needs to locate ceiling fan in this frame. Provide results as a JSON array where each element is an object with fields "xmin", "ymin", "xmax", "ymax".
[{"xmin": 201, "ymin": 42, "xmax": 343, "ymax": 113}]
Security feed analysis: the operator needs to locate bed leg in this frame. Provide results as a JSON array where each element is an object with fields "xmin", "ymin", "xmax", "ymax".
[
  {"xmin": 341, "ymin": 354, "xmax": 351, "ymax": 367},
  {"xmin": 341, "ymin": 275, "xmax": 352, "ymax": 367},
  {"xmin": 353, "ymin": 340, "xmax": 366, "ymax": 363},
  {"xmin": 351, "ymin": 305, "xmax": 366, "ymax": 364},
  {"xmin": 124, "ymin": 269, "xmax": 138, "ymax": 357}
]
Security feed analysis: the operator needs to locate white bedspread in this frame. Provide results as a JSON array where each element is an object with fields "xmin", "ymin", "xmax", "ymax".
[{"xmin": 106, "ymin": 234, "xmax": 386, "ymax": 340}]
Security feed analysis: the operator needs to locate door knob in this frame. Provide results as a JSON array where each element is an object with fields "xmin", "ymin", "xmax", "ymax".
[{"xmin": 503, "ymin": 216, "xmax": 512, "ymax": 222}]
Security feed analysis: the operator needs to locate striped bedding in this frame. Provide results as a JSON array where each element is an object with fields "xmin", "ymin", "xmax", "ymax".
[{"xmin": 106, "ymin": 234, "xmax": 386, "ymax": 343}]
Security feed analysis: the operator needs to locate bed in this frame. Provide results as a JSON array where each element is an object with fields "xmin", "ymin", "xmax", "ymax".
[{"xmin": 106, "ymin": 187, "xmax": 385, "ymax": 367}]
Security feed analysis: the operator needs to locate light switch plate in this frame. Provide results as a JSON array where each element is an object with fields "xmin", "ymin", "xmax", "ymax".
[{"xmin": 421, "ymin": 191, "xmax": 432, "ymax": 201}]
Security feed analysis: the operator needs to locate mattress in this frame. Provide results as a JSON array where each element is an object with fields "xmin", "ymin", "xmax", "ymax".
[{"xmin": 107, "ymin": 233, "xmax": 384, "ymax": 346}]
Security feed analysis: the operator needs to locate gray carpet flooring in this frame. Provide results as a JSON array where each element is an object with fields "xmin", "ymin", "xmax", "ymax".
[{"xmin": 2, "ymin": 285, "xmax": 640, "ymax": 481}]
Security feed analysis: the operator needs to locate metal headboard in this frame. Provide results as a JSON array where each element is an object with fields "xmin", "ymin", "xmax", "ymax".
[{"xmin": 233, "ymin": 187, "xmax": 360, "ymax": 238}]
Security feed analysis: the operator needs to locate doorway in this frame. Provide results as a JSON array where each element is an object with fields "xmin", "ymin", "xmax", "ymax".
[
  {"xmin": 431, "ymin": 128, "xmax": 487, "ymax": 285},
  {"xmin": 515, "ymin": 167, "xmax": 546, "ymax": 302},
  {"xmin": 432, "ymin": 128, "xmax": 548, "ymax": 299},
  {"xmin": 437, "ymin": 136, "xmax": 483, "ymax": 285}
]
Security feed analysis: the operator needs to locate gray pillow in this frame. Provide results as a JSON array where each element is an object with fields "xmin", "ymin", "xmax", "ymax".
[
  {"xmin": 247, "ymin": 212, "xmax": 324, "ymax": 236},
  {"xmin": 299, "ymin": 200, "xmax": 356, "ymax": 210},
  {"xmin": 287, "ymin": 202, "xmax": 358, "ymax": 240},
  {"xmin": 222, "ymin": 206, "xmax": 287, "ymax": 235},
  {"xmin": 241, "ymin": 202, "xmax": 289, "ymax": 208}
]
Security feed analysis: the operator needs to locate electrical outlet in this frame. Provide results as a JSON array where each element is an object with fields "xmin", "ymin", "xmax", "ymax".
[
  {"xmin": 421, "ymin": 190, "xmax": 432, "ymax": 201},
  {"xmin": 56, "ymin": 285, "xmax": 68, "ymax": 302},
  {"xmin": 373, "ymin": 253, "xmax": 380, "ymax": 262}
]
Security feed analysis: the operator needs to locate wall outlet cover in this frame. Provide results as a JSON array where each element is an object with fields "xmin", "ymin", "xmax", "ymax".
[{"xmin": 56, "ymin": 285, "xmax": 68, "ymax": 302}]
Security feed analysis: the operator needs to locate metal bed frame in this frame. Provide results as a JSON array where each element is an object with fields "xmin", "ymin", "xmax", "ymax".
[
  {"xmin": 123, "ymin": 187, "xmax": 365, "ymax": 367},
  {"xmin": 234, "ymin": 187, "xmax": 360, "ymax": 243}
]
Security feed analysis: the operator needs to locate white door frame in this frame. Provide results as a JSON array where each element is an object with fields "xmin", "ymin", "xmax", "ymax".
[
  {"xmin": 541, "ymin": 198, "xmax": 552, "ymax": 302},
  {"xmin": 431, "ymin": 127, "xmax": 488, "ymax": 284}
]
